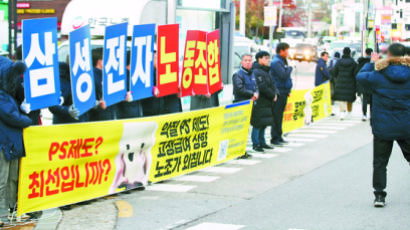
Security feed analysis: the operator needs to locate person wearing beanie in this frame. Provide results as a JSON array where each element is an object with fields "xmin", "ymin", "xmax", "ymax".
[
  {"xmin": 0, "ymin": 56, "xmax": 32, "ymax": 226},
  {"xmin": 331, "ymin": 47, "xmax": 358, "ymax": 120},
  {"xmin": 328, "ymin": 51, "xmax": 341, "ymax": 107}
]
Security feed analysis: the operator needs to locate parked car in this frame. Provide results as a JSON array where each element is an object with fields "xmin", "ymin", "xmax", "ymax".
[{"xmin": 289, "ymin": 43, "xmax": 318, "ymax": 62}]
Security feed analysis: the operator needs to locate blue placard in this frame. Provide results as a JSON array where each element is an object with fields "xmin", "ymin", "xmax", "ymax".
[
  {"xmin": 130, "ymin": 24, "xmax": 155, "ymax": 100},
  {"xmin": 69, "ymin": 25, "xmax": 96, "ymax": 116},
  {"xmin": 103, "ymin": 22, "xmax": 128, "ymax": 107},
  {"xmin": 22, "ymin": 17, "xmax": 60, "ymax": 110}
]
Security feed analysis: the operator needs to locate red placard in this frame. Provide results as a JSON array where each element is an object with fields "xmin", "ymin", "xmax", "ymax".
[
  {"xmin": 180, "ymin": 30, "xmax": 199, "ymax": 97},
  {"xmin": 156, "ymin": 24, "xmax": 179, "ymax": 97},
  {"xmin": 192, "ymin": 31, "xmax": 208, "ymax": 96},
  {"xmin": 206, "ymin": 30, "xmax": 222, "ymax": 94}
]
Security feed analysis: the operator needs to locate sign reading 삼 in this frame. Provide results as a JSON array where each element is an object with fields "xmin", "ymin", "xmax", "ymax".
[
  {"xmin": 129, "ymin": 24, "xmax": 155, "ymax": 101},
  {"xmin": 69, "ymin": 25, "xmax": 96, "ymax": 116},
  {"xmin": 103, "ymin": 22, "xmax": 128, "ymax": 107},
  {"xmin": 22, "ymin": 17, "xmax": 61, "ymax": 111}
]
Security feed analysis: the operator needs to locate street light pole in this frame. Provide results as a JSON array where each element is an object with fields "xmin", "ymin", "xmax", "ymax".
[
  {"xmin": 240, "ymin": 0, "xmax": 246, "ymax": 36},
  {"xmin": 278, "ymin": 0, "xmax": 283, "ymax": 29},
  {"xmin": 269, "ymin": 0, "xmax": 274, "ymax": 55}
]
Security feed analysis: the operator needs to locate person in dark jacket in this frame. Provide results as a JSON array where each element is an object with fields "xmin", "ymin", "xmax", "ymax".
[
  {"xmin": 116, "ymin": 51, "xmax": 143, "ymax": 119},
  {"xmin": 355, "ymin": 48, "xmax": 373, "ymax": 121},
  {"xmin": 14, "ymin": 45, "xmax": 41, "ymax": 125},
  {"xmin": 328, "ymin": 51, "xmax": 340, "ymax": 106},
  {"xmin": 233, "ymin": 54, "xmax": 258, "ymax": 103},
  {"xmin": 270, "ymin": 42, "xmax": 292, "ymax": 145},
  {"xmin": 48, "ymin": 62, "xmax": 88, "ymax": 124},
  {"xmin": 251, "ymin": 51, "xmax": 277, "ymax": 152},
  {"xmin": 356, "ymin": 43, "xmax": 410, "ymax": 208},
  {"xmin": 0, "ymin": 56, "xmax": 32, "ymax": 225},
  {"xmin": 88, "ymin": 48, "xmax": 116, "ymax": 121},
  {"xmin": 331, "ymin": 47, "xmax": 358, "ymax": 120},
  {"xmin": 141, "ymin": 52, "xmax": 162, "ymax": 116},
  {"xmin": 315, "ymin": 51, "xmax": 332, "ymax": 86}
]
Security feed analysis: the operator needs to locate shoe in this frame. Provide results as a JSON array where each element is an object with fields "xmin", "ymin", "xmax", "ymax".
[
  {"xmin": 362, "ymin": 115, "xmax": 367, "ymax": 121},
  {"xmin": 252, "ymin": 145, "xmax": 264, "ymax": 152},
  {"xmin": 345, "ymin": 112, "xmax": 352, "ymax": 119},
  {"xmin": 270, "ymin": 140, "xmax": 283, "ymax": 146},
  {"xmin": 340, "ymin": 112, "xmax": 346, "ymax": 120},
  {"xmin": 279, "ymin": 138, "xmax": 288, "ymax": 144},
  {"xmin": 374, "ymin": 195, "xmax": 385, "ymax": 208},
  {"xmin": 60, "ymin": 205, "xmax": 72, "ymax": 211},
  {"xmin": 260, "ymin": 144, "xmax": 274, "ymax": 149},
  {"xmin": 239, "ymin": 152, "xmax": 253, "ymax": 159}
]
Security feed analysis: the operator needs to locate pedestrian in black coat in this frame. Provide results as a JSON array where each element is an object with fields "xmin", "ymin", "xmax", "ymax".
[
  {"xmin": 250, "ymin": 51, "xmax": 278, "ymax": 152},
  {"xmin": 331, "ymin": 47, "xmax": 358, "ymax": 120},
  {"xmin": 355, "ymin": 48, "xmax": 373, "ymax": 121}
]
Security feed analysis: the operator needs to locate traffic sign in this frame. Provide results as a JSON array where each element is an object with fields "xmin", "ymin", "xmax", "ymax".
[{"xmin": 264, "ymin": 6, "xmax": 277, "ymax": 27}]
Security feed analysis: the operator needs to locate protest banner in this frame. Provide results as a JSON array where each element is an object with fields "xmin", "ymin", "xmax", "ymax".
[
  {"xmin": 129, "ymin": 23, "xmax": 155, "ymax": 101},
  {"xmin": 156, "ymin": 24, "xmax": 179, "ymax": 97},
  {"xmin": 22, "ymin": 17, "xmax": 60, "ymax": 110},
  {"xmin": 282, "ymin": 82, "xmax": 332, "ymax": 133},
  {"xmin": 69, "ymin": 25, "xmax": 96, "ymax": 115},
  {"xmin": 103, "ymin": 22, "xmax": 128, "ymax": 107},
  {"xmin": 17, "ymin": 101, "xmax": 252, "ymax": 216},
  {"xmin": 206, "ymin": 30, "xmax": 223, "ymax": 95}
]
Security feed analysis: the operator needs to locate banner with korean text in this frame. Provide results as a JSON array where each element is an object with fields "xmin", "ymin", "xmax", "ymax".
[
  {"xmin": 18, "ymin": 101, "xmax": 252, "ymax": 216},
  {"xmin": 282, "ymin": 82, "xmax": 332, "ymax": 133}
]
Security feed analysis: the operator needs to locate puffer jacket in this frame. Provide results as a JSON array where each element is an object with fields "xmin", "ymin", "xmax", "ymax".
[
  {"xmin": 331, "ymin": 55, "xmax": 358, "ymax": 102},
  {"xmin": 357, "ymin": 56, "xmax": 410, "ymax": 140},
  {"xmin": 251, "ymin": 62, "xmax": 278, "ymax": 128},
  {"xmin": 355, "ymin": 56, "xmax": 371, "ymax": 94}
]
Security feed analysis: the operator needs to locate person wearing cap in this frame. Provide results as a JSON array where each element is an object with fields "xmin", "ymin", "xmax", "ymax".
[{"xmin": 331, "ymin": 47, "xmax": 358, "ymax": 120}]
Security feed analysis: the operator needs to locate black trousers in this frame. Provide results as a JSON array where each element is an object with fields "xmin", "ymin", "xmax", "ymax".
[
  {"xmin": 373, "ymin": 136, "xmax": 410, "ymax": 197},
  {"xmin": 361, "ymin": 93, "xmax": 372, "ymax": 116},
  {"xmin": 271, "ymin": 94, "xmax": 288, "ymax": 142}
]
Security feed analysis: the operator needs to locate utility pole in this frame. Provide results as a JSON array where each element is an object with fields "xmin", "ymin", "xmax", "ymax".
[
  {"xmin": 269, "ymin": 0, "xmax": 274, "ymax": 55},
  {"xmin": 278, "ymin": 0, "xmax": 283, "ymax": 29},
  {"xmin": 307, "ymin": 0, "xmax": 312, "ymax": 38},
  {"xmin": 240, "ymin": 0, "xmax": 246, "ymax": 36},
  {"xmin": 361, "ymin": 0, "xmax": 369, "ymax": 56}
]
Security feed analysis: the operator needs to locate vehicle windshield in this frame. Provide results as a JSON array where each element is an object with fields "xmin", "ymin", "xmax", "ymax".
[
  {"xmin": 234, "ymin": 45, "xmax": 250, "ymax": 56},
  {"xmin": 285, "ymin": 30, "xmax": 306, "ymax": 39}
]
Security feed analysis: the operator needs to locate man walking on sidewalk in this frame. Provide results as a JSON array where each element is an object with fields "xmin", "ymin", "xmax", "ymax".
[
  {"xmin": 315, "ymin": 51, "xmax": 332, "ymax": 86},
  {"xmin": 270, "ymin": 43, "xmax": 293, "ymax": 145},
  {"xmin": 355, "ymin": 48, "xmax": 373, "ymax": 121},
  {"xmin": 357, "ymin": 43, "xmax": 410, "ymax": 208}
]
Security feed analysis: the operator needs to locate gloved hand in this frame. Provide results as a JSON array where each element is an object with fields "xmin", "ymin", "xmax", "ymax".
[
  {"xmin": 68, "ymin": 105, "xmax": 80, "ymax": 120},
  {"xmin": 20, "ymin": 100, "xmax": 31, "ymax": 114}
]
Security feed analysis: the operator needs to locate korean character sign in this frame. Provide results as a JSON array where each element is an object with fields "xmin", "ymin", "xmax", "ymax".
[
  {"xmin": 130, "ymin": 24, "xmax": 155, "ymax": 101},
  {"xmin": 181, "ymin": 30, "xmax": 209, "ymax": 97},
  {"xmin": 103, "ymin": 22, "xmax": 128, "ymax": 107},
  {"xmin": 206, "ymin": 30, "xmax": 223, "ymax": 94},
  {"xmin": 69, "ymin": 25, "xmax": 96, "ymax": 115},
  {"xmin": 156, "ymin": 24, "xmax": 179, "ymax": 97},
  {"xmin": 22, "ymin": 17, "xmax": 61, "ymax": 110},
  {"xmin": 192, "ymin": 31, "xmax": 209, "ymax": 96},
  {"xmin": 181, "ymin": 30, "xmax": 199, "ymax": 97}
]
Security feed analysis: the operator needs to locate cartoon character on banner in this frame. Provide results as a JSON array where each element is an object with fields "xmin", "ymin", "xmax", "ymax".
[
  {"xmin": 109, "ymin": 122, "xmax": 158, "ymax": 193},
  {"xmin": 304, "ymin": 90, "xmax": 313, "ymax": 126}
]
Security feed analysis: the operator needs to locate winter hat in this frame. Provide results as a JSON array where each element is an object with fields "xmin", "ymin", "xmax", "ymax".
[
  {"xmin": 334, "ymin": 51, "xmax": 341, "ymax": 58},
  {"xmin": 0, "ymin": 56, "xmax": 26, "ymax": 95}
]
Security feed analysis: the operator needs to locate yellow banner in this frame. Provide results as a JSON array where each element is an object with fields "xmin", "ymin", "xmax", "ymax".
[
  {"xmin": 283, "ymin": 82, "xmax": 332, "ymax": 133},
  {"xmin": 18, "ymin": 101, "xmax": 252, "ymax": 216}
]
